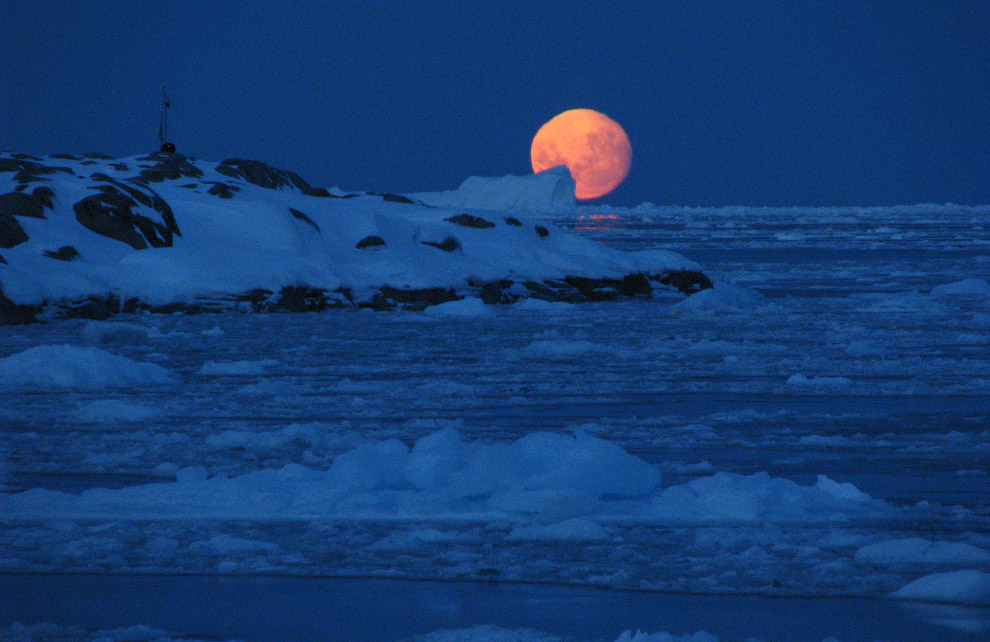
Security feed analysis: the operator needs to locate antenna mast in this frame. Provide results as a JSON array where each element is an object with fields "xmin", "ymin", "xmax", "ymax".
[{"xmin": 158, "ymin": 86, "xmax": 175, "ymax": 153}]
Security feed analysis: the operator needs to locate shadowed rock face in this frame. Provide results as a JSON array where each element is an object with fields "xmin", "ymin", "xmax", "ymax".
[
  {"xmin": 355, "ymin": 235, "xmax": 386, "ymax": 249},
  {"xmin": 422, "ymin": 236, "xmax": 461, "ymax": 252},
  {"xmin": 73, "ymin": 177, "xmax": 180, "ymax": 250},
  {"xmin": 132, "ymin": 152, "xmax": 203, "ymax": 183},
  {"xmin": 215, "ymin": 158, "xmax": 312, "ymax": 192},
  {"xmin": 446, "ymin": 214, "xmax": 495, "ymax": 229},
  {"xmin": 0, "ymin": 188, "xmax": 54, "ymax": 219},
  {"xmin": 0, "ymin": 214, "xmax": 28, "ymax": 248},
  {"xmin": 288, "ymin": 208, "xmax": 320, "ymax": 232},
  {"xmin": 43, "ymin": 246, "xmax": 79, "ymax": 261}
]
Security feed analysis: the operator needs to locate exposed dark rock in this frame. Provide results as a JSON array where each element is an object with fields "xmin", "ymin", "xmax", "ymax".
[
  {"xmin": 564, "ymin": 277, "xmax": 624, "ymax": 301},
  {"xmin": 0, "ymin": 253, "xmax": 5, "ymax": 264},
  {"xmin": 378, "ymin": 286, "xmax": 459, "ymax": 310},
  {"xmin": 620, "ymin": 273, "xmax": 652, "ymax": 297},
  {"xmin": 56, "ymin": 296, "xmax": 116, "ymax": 321},
  {"xmin": 658, "ymin": 270, "xmax": 713, "ymax": 295},
  {"xmin": 0, "ymin": 214, "xmax": 29, "ymax": 248},
  {"xmin": 132, "ymin": 152, "xmax": 203, "ymax": 183},
  {"xmin": 73, "ymin": 178, "xmax": 179, "ymax": 250},
  {"xmin": 445, "ymin": 214, "xmax": 495, "ymax": 229},
  {"xmin": 479, "ymin": 280, "xmax": 519, "ymax": 304},
  {"xmin": 504, "ymin": 217, "xmax": 522, "ymax": 226},
  {"xmin": 274, "ymin": 286, "xmax": 329, "ymax": 312},
  {"xmin": 302, "ymin": 187, "xmax": 332, "ymax": 197},
  {"xmin": 535, "ymin": 226, "xmax": 549, "ymax": 238},
  {"xmin": 10, "ymin": 153, "xmax": 42, "ymax": 161},
  {"xmin": 110, "ymin": 163, "xmax": 129, "ymax": 172},
  {"xmin": 522, "ymin": 280, "xmax": 560, "ymax": 300},
  {"xmin": 0, "ymin": 284, "xmax": 40, "ymax": 324},
  {"xmin": 43, "ymin": 246, "xmax": 79, "ymax": 261},
  {"xmin": 82, "ymin": 152, "xmax": 114, "ymax": 160},
  {"xmin": 215, "ymin": 158, "xmax": 311, "ymax": 192},
  {"xmin": 355, "ymin": 235, "xmax": 386, "ymax": 249},
  {"xmin": 31, "ymin": 186, "xmax": 54, "ymax": 210},
  {"xmin": 371, "ymin": 192, "xmax": 416, "ymax": 204},
  {"xmin": 50, "ymin": 153, "xmax": 80, "ymax": 160},
  {"xmin": 206, "ymin": 182, "xmax": 238, "ymax": 199},
  {"xmin": 0, "ymin": 188, "xmax": 53, "ymax": 219},
  {"xmin": 80, "ymin": 161, "xmax": 96, "ymax": 166},
  {"xmin": 289, "ymin": 208, "xmax": 320, "ymax": 231},
  {"xmin": 1, "ymin": 158, "xmax": 74, "ymax": 184},
  {"xmin": 422, "ymin": 236, "xmax": 460, "ymax": 252}
]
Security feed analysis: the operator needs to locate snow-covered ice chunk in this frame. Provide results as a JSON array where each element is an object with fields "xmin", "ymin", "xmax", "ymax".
[
  {"xmin": 0, "ymin": 345, "xmax": 177, "ymax": 390},
  {"xmin": 856, "ymin": 538, "xmax": 990, "ymax": 566},
  {"xmin": 671, "ymin": 283, "xmax": 764, "ymax": 313},
  {"xmin": 75, "ymin": 399, "xmax": 162, "ymax": 423},
  {"xmin": 81, "ymin": 321, "xmax": 161, "ymax": 344},
  {"xmin": 931, "ymin": 278, "xmax": 990, "ymax": 298},
  {"xmin": 197, "ymin": 359, "xmax": 275, "ymax": 375},
  {"xmin": 508, "ymin": 518, "xmax": 608, "ymax": 542},
  {"xmin": 892, "ymin": 570, "xmax": 990, "ymax": 606},
  {"xmin": 647, "ymin": 472, "xmax": 888, "ymax": 525},
  {"xmin": 413, "ymin": 166, "xmax": 577, "ymax": 213},
  {"xmin": 423, "ymin": 297, "xmax": 493, "ymax": 318},
  {"xmin": 512, "ymin": 298, "xmax": 575, "ymax": 312},
  {"xmin": 786, "ymin": 374, "xmax": 853, "ymax": 389},
  {"xmin": 614, "ymin": 632, "xmax": 718, "ymax": 642}
]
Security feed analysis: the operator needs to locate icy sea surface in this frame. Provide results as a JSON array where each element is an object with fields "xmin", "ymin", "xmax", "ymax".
[{"xmin": 1, "ymin": 204, "xmax": 989, "ymax": 641}]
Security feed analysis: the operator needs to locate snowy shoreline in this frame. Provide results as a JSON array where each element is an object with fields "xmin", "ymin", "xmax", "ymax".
[{"xmin": 0, "ymin": 152, "xmax": 709, "ymax": 324}]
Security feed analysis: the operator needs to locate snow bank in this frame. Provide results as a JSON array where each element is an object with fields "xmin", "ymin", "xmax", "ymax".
[
  {"xmin": 892, "ymin": 570, "xmax": 990, "ymax": 606},
  {"xmin": 856, "ymin": 538, "xmax": 990, "ymax": 566},
  {"xmin": 413, "ymin": 166, "xmax": 577, "ymax": 213},
  {"xmin": 0, "ymin": 345, "xmax": 177, "ymax": 390},
  {"xmin": 1, "ymin": 154, "xmax": 702, "ymax": 317},
  {"xmin": 671, "ymin": 283, "xmax": 764, "ymax": 313}
]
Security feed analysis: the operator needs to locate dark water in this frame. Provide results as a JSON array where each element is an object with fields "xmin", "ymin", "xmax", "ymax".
[{"xmin": 1, "ymin": 573, "xmax": 987, "ymax": 641}]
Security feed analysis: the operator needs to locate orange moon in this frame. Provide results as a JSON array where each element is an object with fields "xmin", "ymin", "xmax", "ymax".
[{"xmin": 530, "ymin": 109, "xmax": 632, "ymax": 200}]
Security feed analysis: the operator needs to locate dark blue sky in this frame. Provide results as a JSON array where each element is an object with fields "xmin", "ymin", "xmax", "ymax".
[{"xmin": 2, "ymin": 1, "xmax": 987, "ymax": 206}]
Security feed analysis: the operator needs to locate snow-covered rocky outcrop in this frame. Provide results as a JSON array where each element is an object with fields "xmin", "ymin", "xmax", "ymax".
[{"xmin": 0, "ymin": 152, "xmax": 709, "ymax": 323}]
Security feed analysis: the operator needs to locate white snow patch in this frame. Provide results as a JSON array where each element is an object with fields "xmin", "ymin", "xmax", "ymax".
[
  {"xmin": 0, "ymin": 345, "xmax": 177, "ymax": 390},
  {"xmin": 892, "ymin": 570, "xmax": 990, "ymax": 606}
]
